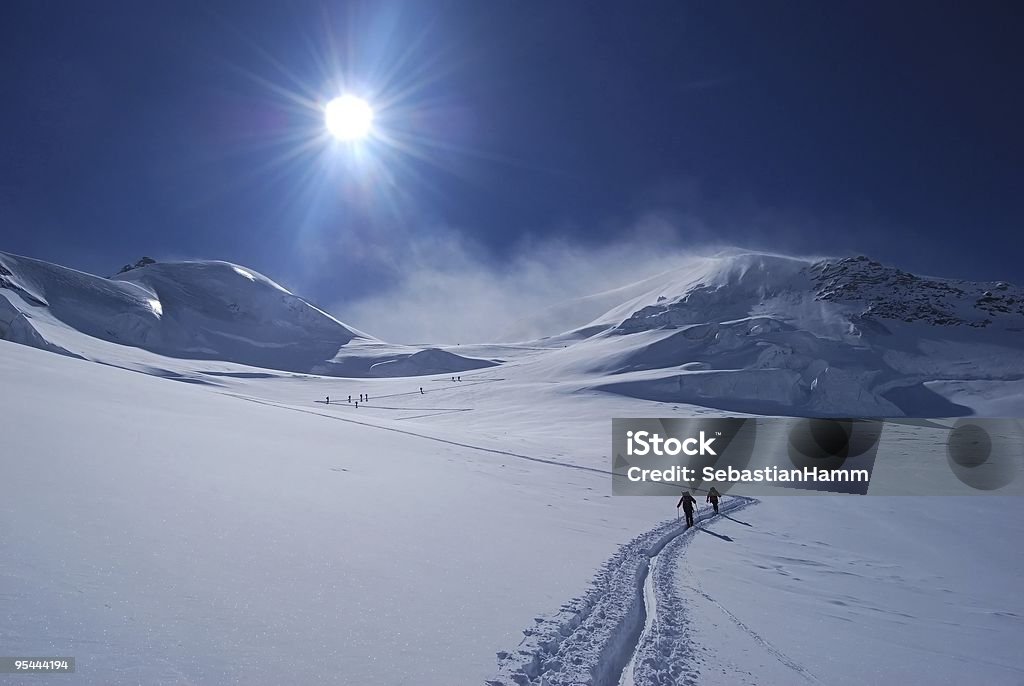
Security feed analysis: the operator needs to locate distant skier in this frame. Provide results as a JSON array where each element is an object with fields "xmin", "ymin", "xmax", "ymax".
[
  {"xmin": 326, "ymin": 396, "xmax": 330, "ymax": 404},
  {"xmin": 420, "ymin": 387, "xmax": 424, "ymax": 394},
  {"xmin": 457, "ymin": 376, "xmax": 461, "ymax": 381},
  {"xmin": 706, "ymin": 487, "xmax": 721, "ymax": 514},
  {"xmin": 355, "ymin": 401, "xmax": 359, "ymax": 409},
  {"xmin": 677, "ymin": 491, "xmax": 697, "ymax": 528},
  {"xmin": 348, "ymin": 395, "xmax": 352, "ymax": 403}
]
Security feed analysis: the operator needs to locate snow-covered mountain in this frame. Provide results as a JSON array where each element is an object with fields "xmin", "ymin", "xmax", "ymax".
[
  {"xmin": 596, "ymin": 252, "xmax": 1024, "ymax": 333},
  {"xmin": 0, "ymin": 251, "xmax": 496, "ymax": 377},
  {"xmin": 541, "ymin": 252, "xmax": 1024, "ymax": 417},
  {"xmin": 2, "ymin": 248, "xmax": 1022, "ymax": 416}
]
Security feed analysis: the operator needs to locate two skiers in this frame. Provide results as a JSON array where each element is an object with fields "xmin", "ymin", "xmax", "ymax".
[
  {"xmin": 678, "ymin": 488, "xmax": 724, "ymax": 528},
  {"xmin": 706, "ymin": 487, "xmax": 721, "ymax": 514},
  {"xmin": 677, "ymin": 491, "xmax": 697, "ymax": 528}
]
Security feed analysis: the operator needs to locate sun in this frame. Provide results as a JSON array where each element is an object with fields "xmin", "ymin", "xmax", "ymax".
[{"xmin": 325, "ymin": 95, "xmax": 374, "ymax": 141}]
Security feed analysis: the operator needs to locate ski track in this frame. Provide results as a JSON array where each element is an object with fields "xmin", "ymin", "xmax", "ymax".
[
  {"xmin": 224, "ymin": 393, "xmax": 614, "ymax": 477},
  {"xmin": 226, "ymin": 393, "xmax": 739, "ymax": 495},
  {"xmin": 487, "ymin": 498, "xmax": 754, "ymax": 686},
  {"xmin": 674, "ymin": 582, "xmax": 820, "ymax": 685},
  {"xmin": 631, "ymin": 499, "xmax": 819, "ymax": 686},
  {"xmin": 618, "ymin": 551, "xmax": 657, "ymax": 686}
]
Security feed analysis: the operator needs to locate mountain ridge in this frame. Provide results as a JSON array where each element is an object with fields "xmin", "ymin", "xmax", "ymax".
[{"xmin": 0, "ymin": 250, "xmax": 495, "ymax": 377}]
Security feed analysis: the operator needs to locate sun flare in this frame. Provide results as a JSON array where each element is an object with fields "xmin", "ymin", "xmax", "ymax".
[{"xmin": 324, "ymin": 95, "xmax": 374, "ymax": 141}]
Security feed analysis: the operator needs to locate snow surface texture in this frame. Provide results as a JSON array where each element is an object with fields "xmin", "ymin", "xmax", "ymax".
[{"xmin": 2, "ymin": 248, "xmax": 1023, "ymax": 684}]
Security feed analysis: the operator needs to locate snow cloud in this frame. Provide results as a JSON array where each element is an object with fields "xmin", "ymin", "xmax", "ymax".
[{"xmin": 328, "ymin": 213, "xmax": 752, "ymax": 344}]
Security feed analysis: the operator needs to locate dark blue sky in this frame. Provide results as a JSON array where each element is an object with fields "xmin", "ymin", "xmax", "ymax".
[{"xmin": 1, "ymin": 1, "xmax": 1021, "ymax": 303}]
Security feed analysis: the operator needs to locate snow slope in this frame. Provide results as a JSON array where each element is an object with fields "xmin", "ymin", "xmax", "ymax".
[
  {"xmin": 0, "ymin": 340, "xmax": 670, "ymax": 685},
  {"xmin": 675, "ymin": 497, "xmax": 1024, "ymax": 685}
]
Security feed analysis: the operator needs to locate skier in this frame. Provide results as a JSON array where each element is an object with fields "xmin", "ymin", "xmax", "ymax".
[
  {"xmin": 348, "ymin": 395, "xmax": 352, "ymax": 403},
  {"xmin": 706, "ymin": 487, "xmax": 721, "ymax": 514},
  {"xmin": 457, "ymin": 376, "xmax": 461, "ymax": 382},
  {"xmin": 326, "ymin": 396, "xmax": 330, "ymax": 404},
  {"xmin": 420, "ymin": 387, "xmax": 424, "ymax": 394},
  {"xmin": 677, "ymin": 490, "xmax": 697, "ymax": 528},
  {"xmin": 355, "ymin": 401, "xmax": 359, "ymax": 409}
]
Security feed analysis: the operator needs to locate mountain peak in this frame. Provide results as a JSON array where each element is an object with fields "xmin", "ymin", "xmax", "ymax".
[
  {"xmin": 810, "ymin": 255, "xmax": 1022, "ymax": 328},
  {"xmin": 116, "ymin": 256, "xmax": 157, "ymax": 275}
]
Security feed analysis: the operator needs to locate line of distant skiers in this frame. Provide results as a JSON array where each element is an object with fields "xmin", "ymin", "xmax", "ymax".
[
  {"xmin": 323, "ymin": 376, "xmax": 464, "ymax": 407},
  {"xmin": 676, "ymin": 487, "xmax": 721, "ymax": 528},
  {"xmin": 325, "ymin": 393, "xmax": 371, "ymax": 407}
]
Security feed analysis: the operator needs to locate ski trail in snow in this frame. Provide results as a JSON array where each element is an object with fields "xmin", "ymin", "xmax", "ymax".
[
  {"xmin": 680, "ymin": 583, "xmax": 820, "ymax": 683},
  {"xmin": 224, "ymin": 393, "xmax": 615, "ymax": 476},
  {"xmin": 225, "ymin": 394, "xmax": 751, "ymax": 496},
  {"xmin": 618, "ymin": 552, "xmax": 658, "ymax": 686},
  {"xmin": 393, "ymin": 409, "xmax": 474, "ymax": 420},
  {"xmin": 489, "ymin": 498, "xmax": 754, "ymax": 686},
  {"xmin": 618, "ymin": 499, "xmax": 819, "ymax": 686},
  {"xmin": 620, "ymin": 499, "xmax": 759, "ymax": 686}
]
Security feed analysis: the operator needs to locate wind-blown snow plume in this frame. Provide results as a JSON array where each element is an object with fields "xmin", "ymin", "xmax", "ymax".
[{"xmin": 330, "ymin": 230, "xmax": 758, "ymax": 344}]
